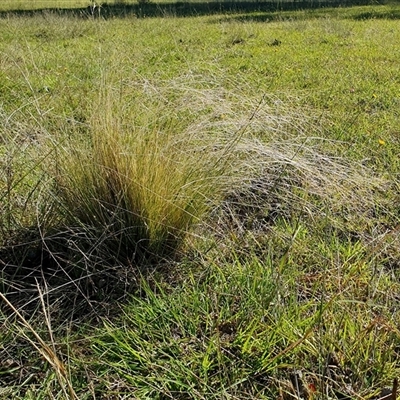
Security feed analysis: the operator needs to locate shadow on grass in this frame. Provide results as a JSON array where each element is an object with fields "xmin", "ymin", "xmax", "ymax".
[
  {"xmin": 0, "ymin": 225, "xmax": 169, "ymax": 323},
  {"xmin": 220, "ymin": 3, "xmax": 400, "ymax": 22},
  {"xmin": 349, "ymin": 7, "xmax": 400, "ymax": 19},
  {"xmin": 0, "ymin": 0, "xmax": 390, "ymax": 19}
]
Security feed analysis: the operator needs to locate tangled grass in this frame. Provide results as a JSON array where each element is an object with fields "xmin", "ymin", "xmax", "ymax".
[{"xmin": 1, "ymin": 75, "xmax": 395, "ymax": 279}]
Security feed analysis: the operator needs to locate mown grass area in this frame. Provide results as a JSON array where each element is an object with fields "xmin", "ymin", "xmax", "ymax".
[{"xmin": 0, "ymin": 2, "xmax": 399, "ymax": 399}]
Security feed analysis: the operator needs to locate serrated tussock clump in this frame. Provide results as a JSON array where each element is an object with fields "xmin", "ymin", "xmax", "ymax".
[
  {"xmin": 1, "ymin": 76, "xmax": 394, "ymax": 278},
  {"xmin": 53, "ymin": 90, "xmax": 237, "ymax": 265},
  {"xmin": 51, "ymin": 81, "xmax": 392, "ymax": 271}
]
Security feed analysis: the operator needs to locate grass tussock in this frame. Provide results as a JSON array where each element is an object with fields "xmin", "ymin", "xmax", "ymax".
[
  {"xmin": 53, "ymin": 88, "xmax": 239, "ymax": 265},
  {"xmin": 51, "ymin": 78, "xmax": 393, "ymax": 269}
]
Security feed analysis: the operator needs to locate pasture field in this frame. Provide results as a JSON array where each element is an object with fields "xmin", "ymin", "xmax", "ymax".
[
  {"xmin": 0, "ymin": 2, "xmax": 399, "ymax": 399},
  {"xmin": 0, "ymin": 0, "xmax": 89, "ymax": 11}
]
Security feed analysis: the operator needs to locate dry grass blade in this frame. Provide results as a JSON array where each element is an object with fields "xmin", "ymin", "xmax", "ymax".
[{"xmin": 0, "ymin": 291, "xmax": 78, "ymax": 400}]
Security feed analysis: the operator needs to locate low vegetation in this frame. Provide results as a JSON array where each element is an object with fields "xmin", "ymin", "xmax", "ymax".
[{"xmin": 0, "ymin": 2, "xmax": 399, "ymax": 399}]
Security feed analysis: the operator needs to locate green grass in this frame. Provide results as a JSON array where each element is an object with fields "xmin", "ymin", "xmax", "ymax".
[
  {"xmin": 92, "ymin": 255, "xmax": 400, "ymax": 399},
  {"xmin": 0, "ymin": 0, "xmax": 123, "ymax": 11},
  {"xmin": 1, "ymin": 3, "xmax": 400, "ymax": 399}
]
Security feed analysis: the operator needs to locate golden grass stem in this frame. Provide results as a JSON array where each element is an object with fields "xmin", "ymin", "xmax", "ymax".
[{"xmin": 0, "ymin": 291, "xmax": 78, "ymax": 400}]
